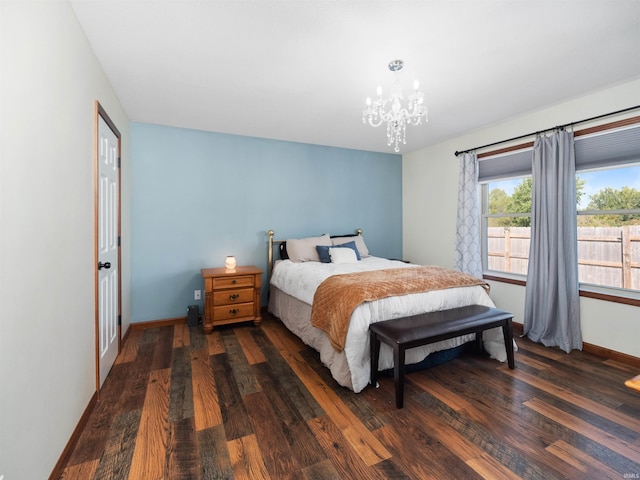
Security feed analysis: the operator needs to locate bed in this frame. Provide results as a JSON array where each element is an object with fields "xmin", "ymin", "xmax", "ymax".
[{"xmin": 266, "ymin": 229, "xmax": 511, "ymax": 393}]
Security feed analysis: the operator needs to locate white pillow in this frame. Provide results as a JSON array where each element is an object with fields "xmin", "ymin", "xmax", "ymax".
[
  {"xmin": 332, "ymin": 235, "xmax": 370, "ymax": 257},
  {"xmin": 286, "ymin": 234, "xmax": 331, "ymax": 262},
  {"xmin": 329, "ymin": 247, "xmax": 358, "ymax": 264}
]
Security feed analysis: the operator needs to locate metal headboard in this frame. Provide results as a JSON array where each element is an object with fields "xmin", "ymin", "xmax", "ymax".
[{"xmin": 267, "ymin": 228, "xmax": 362, "ymax": 276}]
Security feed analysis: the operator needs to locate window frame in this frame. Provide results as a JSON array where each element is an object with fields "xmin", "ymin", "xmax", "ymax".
[{"xmin": 479, "ymin": 115, "xmax": 640, "ymax": 306}]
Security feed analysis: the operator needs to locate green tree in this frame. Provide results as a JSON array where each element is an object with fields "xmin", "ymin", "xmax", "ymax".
[
  {"xmin": 584, "ymin": 186, "xmax": 640, "ymax": 225},
  {"xmin": 507, "ymin": 178, "xmax": 532, "ymax": 227},
  {"xmin": 489, "ymin": 188, "xmax": 509, "ymax": 214},
  {"xmin": 488, "ymin": 188, "xmax": 512, "ymax": 226},
  {"xmin": 488, "ymin": 176, "xmax": 587, "ymax": 228},
  {"xmin": 576, "ymin": 176, "xmax": 586, "ymax": 207}
]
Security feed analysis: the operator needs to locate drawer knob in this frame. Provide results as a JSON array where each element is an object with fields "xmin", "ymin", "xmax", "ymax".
[
  {"xmin": 229, "ymin": 308, "xmax": 239, "ymax": 315},
  {"xmin": 231, "ymin": 279, "xmax": 237, "ymax": 284},
  {"xmin": 229, "ymin": 294, "xmax": 240, "ymax": 300}
]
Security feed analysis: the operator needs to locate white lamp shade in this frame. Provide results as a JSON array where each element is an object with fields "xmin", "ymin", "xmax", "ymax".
[{"xmin": 225, "ymin": 256, "xmax": 237, "ymax": 270}]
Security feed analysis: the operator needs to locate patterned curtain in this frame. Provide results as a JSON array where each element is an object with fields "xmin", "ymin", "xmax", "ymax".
[
  {"xmin": 524, "ymin": 130, "xmax": 582, "ymax": 353},
  {"xmin": 454, "ymin": 152, "xmax": 483, "ymax": 278}
]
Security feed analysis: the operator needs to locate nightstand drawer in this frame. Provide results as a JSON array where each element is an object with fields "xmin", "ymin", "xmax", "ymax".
[
  {"xmin": 213, "ymin": 302, "xmax": 255, "ymax": 321},
  {"xmin": 213, "ymin": 288, "xmax": 254, "ymax": 305},
  {"xmin": 212, "ymin": 275, "xmax": 255, "ymax": 290}
]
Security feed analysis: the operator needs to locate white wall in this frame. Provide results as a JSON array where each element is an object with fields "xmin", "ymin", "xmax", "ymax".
[
  {"xmin": 0, "ymin": 2, "xmax": 130, "ymax": 478},
  {"xmin": 403, "ymin": 78, "xmax": 640, "ymax": 359}
]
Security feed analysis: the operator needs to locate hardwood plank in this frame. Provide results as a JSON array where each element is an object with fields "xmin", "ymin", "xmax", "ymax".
[
  {"xmin": 196, "ymin": 425, "xmax": 234, "ymax": 479},
  {"xmin": 512, "ymin": 350, "xmax": 553, "ymax": 370},
  {"xmin": 190, "ymin": 347, "xmax": 222, "ymax": 431},
  {"xmin": 284, "ymin": 420, "xmax": 328, "ymax": 469},
  {"xmin": 418, "ymin": 358, "xmax": 599, "ymax": 478},
  {"xmin": 222, "ymin": 329, "xmax": 262, "ymax": 396},
  {"xmin": 373, "ymin": 423, "xmax": 482, "ymax": 480},
  {"xmin": 412, "ymin": 388, "xmax": 567, "ymax": 479},
  {"xmin": 257, "ymin": 341, "xmax": 325, "ymax": 421},
  {"xmin": 243, "ymin": 391, "xmax": 302, "ymax": 479},
  {"xmin": 252, "ymin": 361, "xmax": 314, "ymax": 426},
  {"xmin": 546, "ymin": 439, "xmax": 623, "ymax": 479},
  {"xmin": 166, "ymin": 417, "xmax": 198, "ymax": 480},
  {"xmin": 121, "ymin": 342, "xmax": 156, "ymax": 413},
  {"xmin": 189, "ymin": 324, "xmax": 208, "ymax": 350},
  {"xmin": 139, "ymin": 327, "xmax": 159, "ymax": 346},
  {"xmin": 206, "ymin": 329, "xmax": 226, "ymax": 355},
  {"xmin": 301, "ymin": 458, "xmax": 342, "ymax": 480},
  {"xmin": 115, "ymin": 328, "xmax": 143, "ymax": 364},
  {"xmin": 407, "ymin": 373, "xmax": 475, "ymax": 412},
  {"xmin": 301, "ymin": 348, "xmax": 387, "ymax": 430},
  {"xmin": 264, "ymin": 325, "xmax": 391, "ymax": 467},
  {"xmin": 227, "ymin": 434, "xmax": 271, "ymax": 480},
  {"xmin": 60, "ymin": 459, "xmax": 98, "ymax": 480},
  {"xmin": 128, "ymin": 368, "xmax": 171, "ymax": 480},
  {"xmin": 603, "ymin": 358, "xmax": 639, "ymax": 373},
  {"xmin": 92, "ymin": 410, "xmax": 140, "ymax": 480},
  {"xmin": 150, "ymin": 325, "xmax": 174, "ymax": 370},
  {"xmin": 235, "ymin": 325, "xmax": 267, "ymax": 364},
  {"xmin": 465, "ymin": 452, "xmax": 523, "ymax": 480},
  {"xmin": 261, "ymin": 317, "xmax": 307, "ymax": 353},
  {"xmin": 306, "ymin": 415, "xmax": 386, "ymax": 480},
  {"xmin": 210, "ymin": 351, "xmax": 254, "ymax": 440},
  {"xmin": 168, "ymin": 346, "xmax": 194, "ymax": 423},
  {"xmin": 525, "ymin": 397, "xmax": 640, "ymax": 462},
  {"xmin": 364, "ymin": 380, "xmax": 485, "ymax": 464},
  {"xmin": 65, "ymin": 361, "xmax": 133, "ymax": 465},
  {"xmin": 172, "ymin": 323, "xmax": 191, "ymax": 349},
  {"xmin": 503, "ymin": 368, "xmax": 640, "ymax": 431}
]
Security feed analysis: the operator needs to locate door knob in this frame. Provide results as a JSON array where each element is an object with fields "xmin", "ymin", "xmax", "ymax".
[{"xmin": 98, "ymin": 261, "xmax": 111, "ymax": 270}]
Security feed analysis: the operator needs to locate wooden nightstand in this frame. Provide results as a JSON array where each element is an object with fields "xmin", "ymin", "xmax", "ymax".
[{"xmin": 200, "ymin": 265, "xmax": 262, "ymax": 333}]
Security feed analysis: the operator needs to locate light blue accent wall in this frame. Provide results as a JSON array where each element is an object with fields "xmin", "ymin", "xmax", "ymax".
[{"xmin": 131, "ymin": 122, "xmax": 402, "ymax": 322}]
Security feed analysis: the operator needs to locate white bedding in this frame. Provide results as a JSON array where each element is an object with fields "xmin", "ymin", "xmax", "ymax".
[{"xmin": 269, "ymin": 257, "xmax": 510, "ymax": 393}]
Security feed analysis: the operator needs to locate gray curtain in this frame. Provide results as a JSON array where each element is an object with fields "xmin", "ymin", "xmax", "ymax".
[
  {"xmin": 454, "ymin": 152, "xmax": 483, "ymax": 278},
  {"xmin": 524, "ymin": 130, "xmax": 582, "ymax": 353}
]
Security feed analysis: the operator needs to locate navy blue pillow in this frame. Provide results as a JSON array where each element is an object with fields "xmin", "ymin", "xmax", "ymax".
[{"xmin": 316, "ymin": 241, "xmax": 361, "ymax": 263}]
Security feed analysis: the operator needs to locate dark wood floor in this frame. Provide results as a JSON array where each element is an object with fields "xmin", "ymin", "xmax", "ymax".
[{"xmin": 58, "ymin": 313, "xmax": 640, "ymax": 479}]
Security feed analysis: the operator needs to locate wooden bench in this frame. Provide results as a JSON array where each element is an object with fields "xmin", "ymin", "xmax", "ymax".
[{"xmin": 369, "ymin": 304, "xmax": 515, "ymax": 408}]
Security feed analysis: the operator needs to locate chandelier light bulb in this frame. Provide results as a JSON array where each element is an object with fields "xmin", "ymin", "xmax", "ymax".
[{"xmin": 362, "ymin": 59, "xmax": 428, "ymax": 153}]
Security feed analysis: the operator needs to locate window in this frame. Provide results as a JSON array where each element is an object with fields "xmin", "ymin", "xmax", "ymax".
[
  {"xmin": 483, "ymin": 176, "xmax": 531, "ymax": 276},
  {"xmin": 577, "ymin": 164, "xmax": 640, "ymax": 291},
  {"xmin": 480, "ymin": 116, "xmax": 640, "ymax": 298}
]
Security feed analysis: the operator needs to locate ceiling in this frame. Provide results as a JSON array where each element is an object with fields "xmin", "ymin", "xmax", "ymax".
[{"xmin": 69, "ymin": 1, "xmax": 640, "ymax": 154}]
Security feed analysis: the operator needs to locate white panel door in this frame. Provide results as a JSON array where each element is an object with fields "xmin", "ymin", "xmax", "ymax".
[{"xmin": 98, "ymin": 115, "xmax": 119, "ymax": 387}]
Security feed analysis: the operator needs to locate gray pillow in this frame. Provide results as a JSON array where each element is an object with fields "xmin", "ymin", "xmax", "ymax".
[{"xmin": 286, "ymin": 234, "xmax": 332, "ymax": 262}]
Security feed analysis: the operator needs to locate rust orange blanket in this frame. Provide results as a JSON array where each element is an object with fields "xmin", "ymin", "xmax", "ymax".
[{"xmin": 310, "ymin": 266, "xmax": 489, "ymax": 352}]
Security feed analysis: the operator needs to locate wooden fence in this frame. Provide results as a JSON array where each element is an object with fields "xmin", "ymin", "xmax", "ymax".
[{"xmin": 488, "ymin": 226, "xmax": 640, "ymax": 290}]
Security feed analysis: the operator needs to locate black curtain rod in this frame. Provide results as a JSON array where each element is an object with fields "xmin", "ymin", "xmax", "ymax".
[{"xmin": 454, "ymin": 104, "xmax": 640, "ymax": 157}]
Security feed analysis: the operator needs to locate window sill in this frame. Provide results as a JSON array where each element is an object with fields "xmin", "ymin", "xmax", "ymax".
[{"xmin": 483, "ymin": 272, "xmax": 640, "ymax": 307}]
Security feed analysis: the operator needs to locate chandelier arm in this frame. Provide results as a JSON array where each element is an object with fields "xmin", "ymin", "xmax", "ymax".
[{"xmin": 363, "ymin": 60, "xmax": 428, "ymax": 151}]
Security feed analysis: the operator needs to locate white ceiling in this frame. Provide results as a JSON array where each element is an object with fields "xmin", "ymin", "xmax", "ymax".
[{"xmin": 70, "ymin": 0, "xmax": 640, "ymax": 154}]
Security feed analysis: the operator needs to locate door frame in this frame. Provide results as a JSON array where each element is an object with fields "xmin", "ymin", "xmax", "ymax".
[{"xmin": 94, "ymin": 101, "xmax": 122, "ymax": 392}]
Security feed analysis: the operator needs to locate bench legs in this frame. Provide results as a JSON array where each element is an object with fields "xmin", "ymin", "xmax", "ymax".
[
  {"xmin": 370, "ymin": 330, "xmax": 406, "ymax": 409},
  {"xmin": 503, "ymin": 319, "xmax": 515, "ymax": 369},
  {"xmin": 370, "ymin": 329, "xmax": 380, "ymax": 387},
  {"xmin": 393, "ymin": 344, "xmax": 405, "ymax": 408},
  {"xmin": 370, "ymin": 318, "xmax": 515, "ymax": 409}
]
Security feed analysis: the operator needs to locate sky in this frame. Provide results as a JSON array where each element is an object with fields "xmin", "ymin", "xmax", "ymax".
[{"xmin": 490, "ymin": 164, "xmax": 640, "ymax": 210}]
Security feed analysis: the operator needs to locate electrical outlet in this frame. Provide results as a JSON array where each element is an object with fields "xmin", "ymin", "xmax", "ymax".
[{"xmin": 194, "ymin": 290, "xmax": 201, "ymax": 300}]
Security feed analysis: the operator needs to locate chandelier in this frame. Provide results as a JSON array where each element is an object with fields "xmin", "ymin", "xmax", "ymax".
[{"xmin": 362, "ymin": 60, "xmax": 428, "ymax": 152}]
